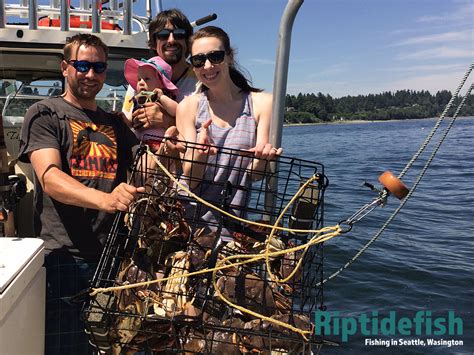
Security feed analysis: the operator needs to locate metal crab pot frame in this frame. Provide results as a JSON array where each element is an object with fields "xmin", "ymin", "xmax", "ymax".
[{"xmin": 83, "ymin": 139, "xmax": 328, "ymax": 353}]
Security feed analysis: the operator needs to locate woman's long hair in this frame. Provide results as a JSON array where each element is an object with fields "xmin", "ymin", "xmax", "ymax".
[{"xmin": 190, "ymin": 26, "xmax": 262, "ymax": 93}]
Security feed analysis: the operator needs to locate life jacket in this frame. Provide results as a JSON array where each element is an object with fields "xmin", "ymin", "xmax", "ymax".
[{"xmin": 38, "ymin": 15, "xmax": 122, "ymax": 30}]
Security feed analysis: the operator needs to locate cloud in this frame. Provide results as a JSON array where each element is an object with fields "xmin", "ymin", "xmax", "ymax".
[
  {"xmin": 286, "ymin": 80, "xmax": 374, "ymax": 97},
  {"xmin": 383, "ymin": 71, "xmax": 472, "ymax": 95},
  {"xmin": 317, "ymin": 63, "xmax": 348, "ymax": 76},
  {"xmin": 287, "ymin": 66, "xmax": 473, "ymax": 97},
  {"xmin": 385, "ymin": 63, "xmax": 468, "ymax": 72},
  {"xmin": 397, "ymin": 47, "xmax": 473, "ymax": 60},
  {"xmin": 417, "ymin": 2, "xmax": 474, "ymax": 23},
  {"xmin": 394, "ymin": 30, "xmax": 473, "ymax": 46},
  {"xmin": 247, "ymin": 58, "xmax": 275, "ymax": 65},
  {"xmin": 248, "ymin": 57, "xmax": 318, "ymax": 66}
]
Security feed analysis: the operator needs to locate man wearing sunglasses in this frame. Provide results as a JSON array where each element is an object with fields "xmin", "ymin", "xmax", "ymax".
[
  {"xmin": 123, "ymin": 8, "xmax": 198, "ymax": 130},
  {"xmin": 18, "ymin": 33, "xmax": 144, "ymax": 354}
]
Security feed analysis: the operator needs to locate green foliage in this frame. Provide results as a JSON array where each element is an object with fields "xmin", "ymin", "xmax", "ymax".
[
  {"xmin": 284, "ymin": 111, "xmax": 319, "ymax": 124},
  {"xmin": 285, "ymin": 90, "xmax": 474, "ymax": 123}
]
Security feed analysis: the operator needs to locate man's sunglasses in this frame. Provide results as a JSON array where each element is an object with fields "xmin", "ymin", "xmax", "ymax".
[
  {"xmin": 189, "ymin": 50, "xmax": 226, "ymax": 68},
  {"xmin": 153, "ymin": 28, "xmax": 187, "ymax": 41},
  {"xmin": 68, "ymin": 60, "xmax": 108, "ymax": 74}
]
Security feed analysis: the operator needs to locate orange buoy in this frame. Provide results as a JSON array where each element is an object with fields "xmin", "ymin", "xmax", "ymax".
[
  {"xmin": 378, "ymin": 171, "xmax": 409, "ymax": 200},
  {"xmin": 38, "ymin": 15, "xmax": 121, "ymax": 31}
]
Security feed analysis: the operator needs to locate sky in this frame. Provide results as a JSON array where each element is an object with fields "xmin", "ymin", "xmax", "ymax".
[{"xmin": 150, "ymin": 0, "xmax": 473, "ymax": 98}]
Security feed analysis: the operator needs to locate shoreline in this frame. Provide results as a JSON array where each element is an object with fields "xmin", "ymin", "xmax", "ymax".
[
  {"xmin": 284, "ymin": 119, "xmax": 403, "ymax": 126},
  {"xmin": 283, "ymin": 116, "xmax": 473, "ymax": 127}
]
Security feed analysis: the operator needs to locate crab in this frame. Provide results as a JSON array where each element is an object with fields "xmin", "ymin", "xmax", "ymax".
[
  {"xmin": 240, "ymin": 313, "xmax": 313, "ymax": 354},
  {"xmin": 214, "ymin": 269, "xmax": 291, "ymax": 317},
  {"xmin": 159, "ymin": 250, "xmax": 195, "ymax": 317},
  {"xmin": 187, "ymin": 228, "xmax": 218, "ymax": 269}
]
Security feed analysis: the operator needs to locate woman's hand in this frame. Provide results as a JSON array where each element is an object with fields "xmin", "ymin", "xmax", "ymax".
[
  {"xmin": 249, "ymin": 143, "xmax": 283, "ymax": 160},
  {"xmin": 195, "ymin": 118, "xmax": 218, "ymax": 156},
  {"xmin": 131, "ymin": 102, "xmax": 175, "ymax": 130},
  {"xmin": 248, "ymin": 143, "xmax": 283, "ymax": 181}
]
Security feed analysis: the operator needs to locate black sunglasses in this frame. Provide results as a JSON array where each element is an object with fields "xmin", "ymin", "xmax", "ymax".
[
  {"xmin": 153, "ymin": 28, "xmax": 187, "ymax": 41},
  {"xmin": 68, "ymin": 60, "xmax": 107, "ymax": 74},
  {"xmin": 189, "ymin": 50, "xmax": 226, "ymax": 68}
]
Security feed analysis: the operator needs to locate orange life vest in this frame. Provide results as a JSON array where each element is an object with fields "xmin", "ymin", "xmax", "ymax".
[{"xmin": 38, "ymin": 15, "xmax": 121, "ymax": 30}]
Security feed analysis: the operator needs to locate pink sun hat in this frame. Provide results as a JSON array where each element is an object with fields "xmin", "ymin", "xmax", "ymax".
[{"xmin": 124, "ymin": 56, "xmax": 178, "ymax": 95}]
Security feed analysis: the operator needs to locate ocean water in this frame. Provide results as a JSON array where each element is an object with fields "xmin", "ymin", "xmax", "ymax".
[{"xmin": 282, "ymin": 117, "xmax": 474, "ymax": 354}]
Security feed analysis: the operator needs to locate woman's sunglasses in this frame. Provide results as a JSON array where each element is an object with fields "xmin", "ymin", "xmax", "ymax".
[
  {"xmin": 68, "ymin": 60, "xmax": 107, "ymax": 74},
  {"xmin": 189, "ymin": 50, "xmax": 226, "ymax": 68},
  {"xmin": 153, "ymin": 28, "xmax": 187, "ymax": 41}
]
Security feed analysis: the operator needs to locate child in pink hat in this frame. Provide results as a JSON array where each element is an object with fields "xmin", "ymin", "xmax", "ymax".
[{"xmin": 124, "ymin": 56, "xmax": 179, "ymax": 148}]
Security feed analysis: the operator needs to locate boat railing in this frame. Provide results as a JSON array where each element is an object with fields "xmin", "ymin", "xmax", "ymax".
[
  {"xmin": 0, "ymin": 0, "xmax": 152, "ymax": 34},
  {"xmin": 1, "ymin": 87, "xmax": 126, "ymax": 120}
]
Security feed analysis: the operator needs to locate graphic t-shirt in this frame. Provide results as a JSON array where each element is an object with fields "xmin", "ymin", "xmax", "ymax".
[{"xmin": 19, "ymin": 97, "xmax": 138, "ymax": 261}]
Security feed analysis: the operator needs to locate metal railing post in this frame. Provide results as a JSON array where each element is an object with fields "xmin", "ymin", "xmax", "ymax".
[
  {"xmin": 60, "ymin": 0, "xmax": 70, "ymax": 31},
  {"xmin": 145, "ymin": 0, "xmax": 152, "ymax": 21},
  {"xmin": 264, "ymin": 0, "xmax": 303, "ymax": 220},
  {"xmin": 28, "ymin": 0, "xmax": 38, "ymax": 29},
  {"xmin": 271, "ymin": 0, "xmax": 303, "ymax": 148},
  {"xmin": 0, "ymin": 0, "xmax": 5, "ymax": 28},
  {"xmin": 122, "ymin": 0, "xmax": 132, "ymax": 35},
  {"xmin": 92, "ymin": 0, "xmax": 101, "ymax": 33}
]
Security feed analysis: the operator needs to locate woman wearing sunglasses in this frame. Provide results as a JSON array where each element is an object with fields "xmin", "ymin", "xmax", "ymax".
[
  {"xmin": 177, "ymin": 25, "xmax": 282, "ymax": 176},
  {"xmin": 176, "ymin": 26, "xmax": 282, "ymax": 236}
]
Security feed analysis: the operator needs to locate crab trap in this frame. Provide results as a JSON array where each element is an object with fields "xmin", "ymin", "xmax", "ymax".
[{"xmin": 83, "ymin": 139, "xmax": 329, "ymax": 354}]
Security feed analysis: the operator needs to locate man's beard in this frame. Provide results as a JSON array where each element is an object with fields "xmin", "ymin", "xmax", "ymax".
[
  {"xmin": 161, "ymin": 45, "xmax": 184, "ymax": 65},
  {"xmin": 164, "ymin": 55, "xmax": 181, "ymax": 65},
  {"xmin": 70, "ymin": 80, "xmax": 103, "ymax": 101}
]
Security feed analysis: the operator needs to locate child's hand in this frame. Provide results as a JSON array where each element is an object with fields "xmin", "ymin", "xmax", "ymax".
[{"xmin": 152, "ymin": 88, "xmax": 164, "ymax": 101}]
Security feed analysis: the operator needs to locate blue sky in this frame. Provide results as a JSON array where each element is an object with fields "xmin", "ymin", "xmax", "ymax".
[{"xmin": 154, "ymin": 0, "xmax": 473, "ymax": 97}]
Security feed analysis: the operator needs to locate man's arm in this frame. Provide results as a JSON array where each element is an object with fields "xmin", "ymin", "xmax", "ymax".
[{"xmin": 29, "ymin": 148, "xmax": 144, "ymax": 213}]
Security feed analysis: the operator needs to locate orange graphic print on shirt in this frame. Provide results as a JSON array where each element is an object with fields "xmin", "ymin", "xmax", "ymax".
[{"xmin": 69, "ymin": 119, "xmax": 118, "ymax": 180}]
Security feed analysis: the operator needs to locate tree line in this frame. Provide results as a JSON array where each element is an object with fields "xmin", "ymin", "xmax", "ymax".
[
  {"xmin": 2, "ymin": 89, "xmax": 473, "ymax": 124},
  {"xmin": 284, "ymin": 90, "xmax": 474, "ymax": 123}
]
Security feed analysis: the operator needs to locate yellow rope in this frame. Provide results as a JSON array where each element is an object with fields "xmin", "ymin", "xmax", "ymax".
[
  {"xmin": 146, "ymin": 146, "xmax": 327, "ymax": 234},
  {"xmin": 90, "ymin": 146, "xmax": 342, "ymax": 339},
  {"xmin": 210, "ymin": 227, "xmax": 341, "ymax": 340},
  {"xmin": 89, "ymin": 225, "xmax": 340, "ymax": 296},
  {"xmin": 264, "ymin": 176, "xmax": 319, "ymax": 284}
]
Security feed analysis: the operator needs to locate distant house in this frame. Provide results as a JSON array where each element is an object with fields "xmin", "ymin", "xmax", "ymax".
[{"xmin": 285, "ymin": 106, "xmax": 296, "ymax": 112}]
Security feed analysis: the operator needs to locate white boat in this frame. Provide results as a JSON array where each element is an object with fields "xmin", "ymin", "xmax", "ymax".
[
  {"xmin": 0, "ymin": 0, "xmax": 156, "ymax": 236},
  {"xmin": 1, "ymin": 0, "xmax": 330, "ymax": 353}
]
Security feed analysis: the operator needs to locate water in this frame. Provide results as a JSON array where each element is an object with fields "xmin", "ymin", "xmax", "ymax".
[{"xmin": 282, "ymin": 117, "xmax": 474, "ymax": 354}]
